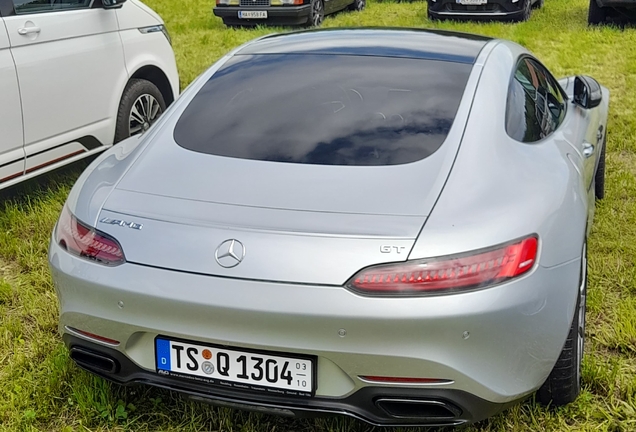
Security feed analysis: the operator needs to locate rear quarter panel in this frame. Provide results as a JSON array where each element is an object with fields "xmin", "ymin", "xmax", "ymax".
[{"xmin": 410, "ymin": 42, "xmax": 588, "ymax": 269}]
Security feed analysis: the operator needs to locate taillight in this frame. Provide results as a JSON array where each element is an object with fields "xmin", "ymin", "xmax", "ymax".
[
  {"xmin": 346, "ymin": 235, "xmax": 538, "ymax": 295},
  {"xmin": 55, "ymin": 206, "xmax": 125, "ymax": 266}
]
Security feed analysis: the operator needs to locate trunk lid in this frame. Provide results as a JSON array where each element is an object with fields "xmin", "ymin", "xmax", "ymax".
[{"xmin": 98, "ymin": 133, "xmax": 460, "ymax": 285}]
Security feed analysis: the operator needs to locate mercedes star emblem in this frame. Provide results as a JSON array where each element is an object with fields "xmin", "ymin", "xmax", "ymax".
[{"xmin": 215, "ymin": 239, "xmax": 246, "ymax": 268}]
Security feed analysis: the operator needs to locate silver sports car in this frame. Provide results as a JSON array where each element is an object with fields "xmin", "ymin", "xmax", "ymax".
[{"xmin": 49, "ymin": 29, "xmax": 609, "ymax": 426}]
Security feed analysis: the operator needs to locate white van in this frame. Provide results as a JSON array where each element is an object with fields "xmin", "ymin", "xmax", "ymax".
[{"xmin": 0, "ymin": 0, "xmax": 179, "ymax": 188}]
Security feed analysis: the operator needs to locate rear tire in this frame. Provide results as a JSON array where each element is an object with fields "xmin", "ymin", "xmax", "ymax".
[
  {"xmin": 427, "ymin": 3, "xmax": 439, "ymax": 21},
  {"xmin": 595, "ymin": 136, "xmax": 606, "ymax": 200},
  {"xmin": 114, "ymin": 79, "xmax": 166, "ymax": 144},
  {"xmin": 537, "ymin": 244, "xmax": 586, "ymax": 406},
  {"xmin": 510, "ymin": 0, "xmax": 531, "ymax": 21},
  {"xmin": 517, "ymin": 0, "xmax": 532, "ymax": 21},
  {"xmin": 588, "ymin": 0, "xmax": 607, "ymax": 25},
  {"xmin": 347, "ymin": 0, "xmax": 365, "ymax": 11},
  {"xmin": 307, "ymin": 0, "xmax": 324, "ymax": 26},
  {"xmin": 533, "ymin": 0, "xmax": 544, "ymax": 9}
]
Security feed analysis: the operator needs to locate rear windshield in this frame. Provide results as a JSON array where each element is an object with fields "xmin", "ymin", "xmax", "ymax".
[{"xmin": 174, "ymin": 54, "xmax": 472, "ymax": 166}]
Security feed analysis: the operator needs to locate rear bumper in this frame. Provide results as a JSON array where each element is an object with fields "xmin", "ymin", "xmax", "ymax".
[
  {"xmin": 50, "ymin": 238, "xmax": 581, "ymax": 424},
  {"xmin": 428, "ymin": 0, "xmax": 527, "ymax": 19},
  {"xmin": 64, "ymin": 334, "xmax": 519, "ymax": 426},
  {"xmin": 213, "ymin": 5, "xmax": 311, "ymax": 26}
]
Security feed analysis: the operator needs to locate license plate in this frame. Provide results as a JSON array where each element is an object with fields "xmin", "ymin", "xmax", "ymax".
[
  {"xmin": 238, "ymin": 10, "xmax": 267, "ymax": 19},
  {"xmin": 456, "ymin": 0, "xmax": 487, "ymax": 4},
  {"xmin": 155, "ymin": 337, "xmax": 315, "ymax": 397}
]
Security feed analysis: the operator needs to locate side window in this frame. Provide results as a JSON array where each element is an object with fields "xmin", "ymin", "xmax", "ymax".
[
  {"xmin": 12, "ymin": 0, "xmax": 91, "ymax": 15},
  {"xmin": 506, "ymin": 57, "xmax": 566, "ymax": 143}
]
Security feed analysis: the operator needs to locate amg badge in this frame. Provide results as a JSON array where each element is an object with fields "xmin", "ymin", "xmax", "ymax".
[{"xmin": 99, "ymin": 218, "xmax": 143, "ymax": 230}]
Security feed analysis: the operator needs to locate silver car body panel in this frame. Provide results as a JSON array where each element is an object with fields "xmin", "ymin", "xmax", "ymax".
[
  {"xmin": 410, "ymin": 41, "xmax": 609, "ymax": 269},
  {"xmin": 72, "ymin": 37, "xmax": 497, "ymax": 285},
  {"xmin": 49, "ymin": 238, "xmax": 580, "ymax": 402},
  {"xmin": 49, "ymin": 30, "xmax": 609, "ymax": 422}
]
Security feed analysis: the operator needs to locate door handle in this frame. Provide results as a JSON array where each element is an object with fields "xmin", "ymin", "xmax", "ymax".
[
  {"xmin": 18, "ymin": 26, "xmax": 41, "ymax": 36},
  {"xmin": 583, "ymin": 142, "xmax": 595, "ymax": 159}
]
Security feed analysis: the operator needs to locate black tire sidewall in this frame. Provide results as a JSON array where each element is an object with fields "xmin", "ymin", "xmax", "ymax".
[
  {"xmin": 353, "ymin": 0, "xmax": 365, "ymax": 11},
  {"xmin": 537, "ymin": 244, "xmax": 586, "ymax": 406},
  {"xmin": 114, "ymin": 79, "xmax": 167, "ymax": 144},
  {"xmin": 588, "ymin": 0, "xmax": 606, "ymax": 25},
  {"xmin": 521, "ymin": 0, "xmax": 532, "ymax": 21},
  {"xmin": 595, "ymin": 137, "xmax": 606, "ymax": 200},
  {"xmin": 307, "ymin": 0, "xmax": 324, "ymax": 26}
]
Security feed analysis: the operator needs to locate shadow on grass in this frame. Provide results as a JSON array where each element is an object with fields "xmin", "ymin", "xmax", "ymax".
[{"xmin": 0, "ymin": 158, "xmax": 94, "ymax": 208}]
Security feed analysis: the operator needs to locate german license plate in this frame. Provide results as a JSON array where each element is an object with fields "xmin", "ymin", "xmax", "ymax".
[
  {"xmin": 457, "ymin": 0, "xmax": 487, "ymax": 4},
  {"xmin": 155, "ymin": 337, "xmax": 315, "ymax": 397},
  {"xmin": 238, "ymin": 10, "xmax": 267, "ymax": 18}
]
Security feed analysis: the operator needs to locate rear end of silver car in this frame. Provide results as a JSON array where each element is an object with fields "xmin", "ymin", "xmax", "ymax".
[
  {"xmin": 49, "ymin": 229, "xmax": 580, "ymax": 425},
  {"xmin": 48, "ymin": 33, "xmax": 582, "ymax": 425}
]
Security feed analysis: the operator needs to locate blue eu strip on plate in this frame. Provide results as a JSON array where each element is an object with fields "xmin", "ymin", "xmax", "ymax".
[{"xmin": 156, "ymin": 338, "xmax": 171, "ymax": 371}]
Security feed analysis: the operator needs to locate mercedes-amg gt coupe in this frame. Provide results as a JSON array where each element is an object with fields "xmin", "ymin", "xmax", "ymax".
[{"xmin": 49, "ymin": 29, "xmax": 609, "ymax": 426}]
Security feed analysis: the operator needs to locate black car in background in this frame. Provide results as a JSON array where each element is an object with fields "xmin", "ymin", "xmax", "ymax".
[
  {"xmin": 214, "ymin": 0, "xmax": 365, "ymax": 27},
  {"xmin": 588, "ymin": 0, "xmax": 636, "ymax": 25},
  {"xmin": 427, "ymin": 0, "xmax": 543, "ymax": 21}
]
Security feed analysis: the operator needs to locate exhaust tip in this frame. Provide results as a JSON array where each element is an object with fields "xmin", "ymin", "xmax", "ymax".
[
  {"xmin": 375, "ymin": 398, "xmax": 461, "ymax": 420},
  {"xmin": 70, "ymin": 347, "xmax": 120, "ymax": 374}
]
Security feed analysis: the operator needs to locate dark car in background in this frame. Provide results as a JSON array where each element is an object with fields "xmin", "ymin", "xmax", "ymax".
[
  {"xmin": 214, "ymin": 0, "xmax": 365, "ymax": 27},
  {"xmin": 588, "ymin": 0, "xmax": 636, "ymax": 25},
  {"xmin": 427, "ymin": 0, "xmax": 543, "ymax": 21}
]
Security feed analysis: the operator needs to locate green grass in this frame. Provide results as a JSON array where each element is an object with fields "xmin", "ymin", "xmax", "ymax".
[{"xmin": 2, "ymin": 0, "xmax": 636, "ymax": 430}]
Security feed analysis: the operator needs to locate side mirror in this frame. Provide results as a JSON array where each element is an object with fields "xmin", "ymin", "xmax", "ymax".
[
  {"xmin": 573, "ymin": 75, "xmax": 602, "ymax": 109},
  {"xmin": 102, "ymin": 0, "xmax": 127, "ymax": 9}
]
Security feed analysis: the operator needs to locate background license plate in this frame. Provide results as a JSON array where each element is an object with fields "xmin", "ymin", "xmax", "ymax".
[
  {"xmin": 457, "ymin": 0, "xmax": 487, "ymax": 4},
  {"xmin": 238, "ymin": 11, "xmax": 267, "ymax": 18},
  {"xmin": 156, "ymin": 338, "xmax": 314, "ymax": 396}
]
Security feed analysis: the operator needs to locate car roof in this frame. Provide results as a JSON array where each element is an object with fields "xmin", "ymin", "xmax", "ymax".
[{"xmin": 235, "ymin": 28, "xmax": 492, "ymax": 64}]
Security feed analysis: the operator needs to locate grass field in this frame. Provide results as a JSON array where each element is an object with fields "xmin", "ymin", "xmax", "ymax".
[{"xmin": 2, "ymin": 0, "xmax": 636, "ymax": 430}]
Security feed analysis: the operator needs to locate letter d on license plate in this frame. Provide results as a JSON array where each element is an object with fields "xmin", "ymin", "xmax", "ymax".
[{"xmin": 155, "ymin": 337, "xmax": 315, "ymax": 397}]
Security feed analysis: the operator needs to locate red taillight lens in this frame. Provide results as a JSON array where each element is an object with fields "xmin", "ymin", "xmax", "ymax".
[
  {"xmin": 347, "ymin": 235, "xmax": 538, "ymax": 295},
  {"xmin": 55, "ymin": 206, "xmax": 125, "ymax": 266}
]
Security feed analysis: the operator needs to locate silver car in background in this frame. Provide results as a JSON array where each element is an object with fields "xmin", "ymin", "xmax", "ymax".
[{"xmin": 49, "ymin": 29, "xmax": 609, "ymax": 426}]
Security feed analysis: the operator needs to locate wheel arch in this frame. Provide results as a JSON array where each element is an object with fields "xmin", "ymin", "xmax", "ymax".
[{"xmin": 129, "ymin": 65, "xmax": 175, "ymax": 107}]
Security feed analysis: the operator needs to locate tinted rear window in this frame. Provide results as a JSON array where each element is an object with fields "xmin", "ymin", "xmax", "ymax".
[{"xmin": 174, "ymin": 54, "xmax": 472, "ymax": 166}]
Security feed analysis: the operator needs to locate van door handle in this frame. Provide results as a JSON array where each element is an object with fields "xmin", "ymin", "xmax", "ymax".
[
  {"xmin": 583, "ymin": 142, "xmax": 595, "ymax": 159},
  {"xmin": 18, "ymin": 26, "xmax": 41, "ymax": 35}
]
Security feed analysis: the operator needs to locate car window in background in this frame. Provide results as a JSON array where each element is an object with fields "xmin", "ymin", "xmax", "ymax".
[
  {"xmin": 12, "ymin": 0, "xmax": 91, "ymax": 14},
  {"xmin": 174, "ymin": 54, "xmax": 473, "ymax": 166},
  {"xmin": 506, "ymin": 57, "xmax": 566, "ymax": 143}
]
